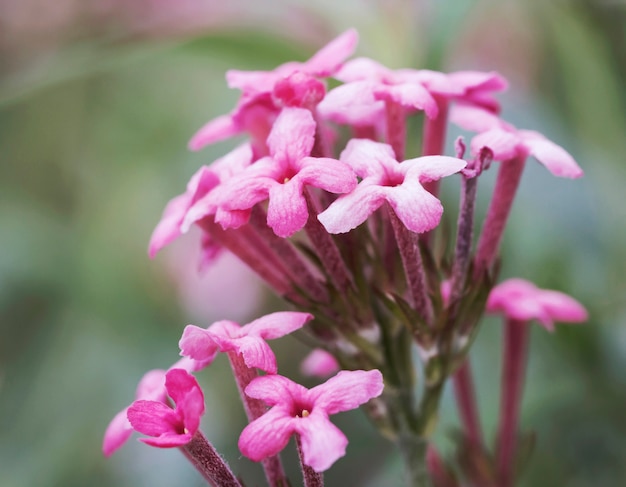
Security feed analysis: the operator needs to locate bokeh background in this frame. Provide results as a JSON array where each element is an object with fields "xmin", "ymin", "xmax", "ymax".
[{"xmin": 1, "ymin": 0, "xmax": 625, "ymax": 486}]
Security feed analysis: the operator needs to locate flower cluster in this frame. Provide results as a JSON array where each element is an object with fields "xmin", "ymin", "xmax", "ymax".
[{"xmin": 105, "ymin": 29, "xmax": 587, "ymax": 487}]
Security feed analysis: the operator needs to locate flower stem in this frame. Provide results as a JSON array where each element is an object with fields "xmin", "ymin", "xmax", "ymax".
[
  {"xmin": 296, "ymin": 435, "xmax": 324, "ymax": 487},
  {"xmin": 398, "ymin": 433, "xmax": 432, "ymax": 487},
  {"xmin": 496, "ymin": 319, "xmax": 530, "ymax": 487},
  {"xmin": 452, "ymin": 359, "xmax": 483, "ymax": 447},
  {"xmin": 421, "ymin": 96, "xmax": 449, "ymax": 198},
  {"xmin": 227, "ymin": 352, "xmax": 289, "ymax": 487},
  {"xmin": 388, "ymin": 207, "xmax": 433, "ymax": 326},
  {"xmin": 474, "ymin": 156, "xmax": 525, "ymax": 278},
  {"xmin": 304, "ymin": 189, "xmax": 354, "ymax": 293},
  {"xmin": 386, "ymin": 99, "xmax": 406, "ymax": 160},
  {"xmin": 181, "ymin": 430, "xmax": 242, "ymax": 487}
]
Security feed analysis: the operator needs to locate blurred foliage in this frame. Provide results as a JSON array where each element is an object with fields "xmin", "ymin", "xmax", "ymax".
[{"xmin": 1, "ymin": 0, "xmax": 625, "ymax": 486}]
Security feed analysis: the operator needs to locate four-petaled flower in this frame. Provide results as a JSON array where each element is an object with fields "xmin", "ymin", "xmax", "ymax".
[
  {"xmin": 450, "ymin": 104, "xmax": 583, "ymax": 178},
  {"xmin": 318, "ymin": 139, "xmax": 466, "ymax": 234},
  {"xmin": 238, "ymin": 369, "xmax": 384, "ymax": 472},
  {"xmin": 127, "ymin": 368, "xmax": 205, "ymax": 448},
  {"xmin": 188, "ymin": 29, "xmax": 358, "ymax": 153},
  {"xmin": 102, "ymin": 356, "xmax": 212, "ymax": 456},
  {"xmin": 179, "ymin": 312, "xmax": 313, "ymax": 374},
  {"xmin": 204, "ymin": 107, "xmax": 357, "ymax": 237},
  {"xmin": 487, "ymin": 278, "xmax": 588, "ymax": 331}
]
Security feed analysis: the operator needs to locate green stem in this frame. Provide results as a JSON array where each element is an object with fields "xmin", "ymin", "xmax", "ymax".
[{"xmin": 398, "ymin": 433, "xmax": 432, "ymax": 487}]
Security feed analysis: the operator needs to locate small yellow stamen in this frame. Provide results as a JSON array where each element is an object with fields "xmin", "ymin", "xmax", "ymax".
[
  {"xmin": 283, "ymin": 177, "xmax": 290, "ymax": 184},
  {"xmin": 300, "ymin": 410, "xmax": 310, "ymax": 418},
  {"xmin": 184, "ymin": 428, "xmax": 190, "ymax": 434}
]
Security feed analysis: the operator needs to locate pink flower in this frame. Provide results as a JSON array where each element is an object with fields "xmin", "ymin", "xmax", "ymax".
[
  {"xmin": 148, "ymin": 143, "xmax": 253, "ymax": 259},
  {"xmin": 179, "ymin": 312, "xmax": 313, "ymax": 374},
  {"xmin": 205, "ymin": 107, "xmax": 357, "ymax": 237},
  {"xmin": 410, "ymin": 69, "xmax": 508, "ymax": 112},
  {"xmin": 318, "ymin": 139, "xmax": 466, "ymax": 234},
  {"xmin": 450, "ymin": 104, "xmax": 583, "ymax": 178},
  {"xmin": 486, "ymin": 278, "xmax": 588, "ymax": 331},
  {"xmin": 127, "ymin": 369, "xmax": 205, "ymax": 448},
  {"xmin": 189, "ymin": 29, "xmax": 358, "ymax": 152},
  {"xmin": 226, "ymin": 29, "xmax": 358, "ymax": 96},
  {"xmin": 300, "ymin": 349, "xmax": 340, "ymax": 378},
  {"xmin": 238, "ymin": 369, "xmax": 384, "ymax": 472},
  {"xmin": 103, "ymin": 369, "xmax": 167, "ymax": 457},
  {"xmin": 102, "ymin": 357, "xmax": 211, "ymax": 456},
  {"xmin": 334, "ymin": 58, "xmax": 439, "ymax": 116}
]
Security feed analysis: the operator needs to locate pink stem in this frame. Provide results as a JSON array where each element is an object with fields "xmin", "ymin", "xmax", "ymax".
[
  {"xmin": 181, "ymin": 430, "xmax": 242, "ymax": 487},
  {"xmin": 388, "ymin": 207, "xmax": 433, "ymax": 326},
  {"xmin": 427, "ymin": 446, "xmax": 459, "ymax": 487},
  {"xmin": 473, "ymin": 155, "xmax": 526, "ymax": 278},
  {"xmin": 452, "ymin": 359, "xmax": 483, "ymax": 448},
  {"xmin": 304, "ymin": 189, "xmax": 354, "ymax": 293},
  {"xmin": 249, "ymin": 206, "xmax": 328, "ymax": 303},
  {"xmin": 496, "ymin": 318, "xmax": 530, "ymax": 487},
  {"xmin": 296, "ymin": 435, "xmax": 324, "ymax": 487},
  {"xmin": 227, "ymin": 352, "xmax": 288, "ymax": 487},
  {"xmin": 421, "ymin": 96, "xmax": 449, "ymax": 197},
  {"xmin": 385, "ymin": 99, "xmax": 406, "ymax": 160},
  {"xmin": 198, "ymin": 219, "xmax": 299, "ymax": 302}
]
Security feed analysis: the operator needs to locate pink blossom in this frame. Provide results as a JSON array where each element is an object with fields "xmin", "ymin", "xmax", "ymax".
[
  {"xmin": 318, "ymin": 139, "xmax": 466, "ymax": 234},
  {"xmin": 226, "ymin": 29, "xmax": 358, "ymax": 96},
  {"xmin": 300, "ymin": 349, "xmax": 340, "ymax": 378},
  {"xmin": 148, "ymin": 143, "xmax": 253, "ymax": 259},
  {"xmin": 410, "ymin": 69, "xmax": 508, "ymax": 112},
  {"xmin": 189, "ymin": 29, "xmax": 358, "ymax": 152},
  {"xmin": 102, "ymin": 357, "xmax": 211, "ymax": 456},
  {"xmin": 238, "ymin": 369, "xmax": 384, "ymax": 472},
  {"xmin": 127, "ymin": 369, "xmax": 205, "ymax": 448},
  {"xmin": 450, "ymin": 105, "xmax": 583, "ymax": 178},
  {"xmin": 204, "ymin": 107, "xmax": 357, "ymax": 237},
  {"xmin": 317, "ymin": 58, "xmax": 438, "ymax": 128},
  {"xmin": 486, "ymin": 278, "xmax": 588, "ymax": 331},
  {"xmin": 179, "ymin": 312, "xmax": 313, "ymax": 374}
]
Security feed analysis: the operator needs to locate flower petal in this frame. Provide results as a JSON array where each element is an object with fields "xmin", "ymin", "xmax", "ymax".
[
  {"xmin": 317, "ymin": 81, "xmax": 384, "ymax": 126},
  {"xmin": 375, "ymin": 83, "xmax": 438, "ymax": 119},
  {"xmin": 520, "ymin": 131, "xmax": 583, "ymax": 178},
  {"xmin": 244, "ymin": 311, "xmax": 313, "ymax": 340},
  {"xmin": 178, "ymin": 325, "xmax": 220, "ymax": 364},
  {"xmin": 339, "ymin": 138, "xmax": 396, "ymax": 178},
  {"xmin": 136, "ymin": 369, "xmax": 167, "ymax": 402},
  {"xmin": 310, "ymin": 369, "xmax": 384, "ymax": 415},
  {"xmin": 470, "ymin": 128, "xmax": 520, "ymax": 161},
  {"xmin": 244, "ymin": 374, "xmax": 307, "ymax": 406},
  {"xmin": 317, "ymin": 181, "xmax": 388, "ymax": 234},
  {"xmin": 139, "ymin": 432, "xmax": 193, "ymax": 448},
  {"xmin": 297, "ymin": 157, "xmax": 357, "ymax": 194},
  {"xmin": 127, "ymin": 400, "xmax": 180, "ymax": 437},
  {"xmin": 231, "ymin": 335, "xmax": 278, "ymax": 373},
  {"xmin": 450, "ymin": 104, "xmax": 506, "ymax": 133},
  {"xmin": 266, "ymin": 179, "xmax": 308, "ymax": 237},
  {"xmin": 239, "ymin": 407, "xmax": 296, "ymax": 461},
  {"xmin": 305, "ymin": 29, "xmax": 359, "ymax": 77},
  {"xmin": 300, "ymin": 349, "xmax": 340, "ymax": 378},
  {"xmin": 295, "ymin": 412, "xmax": 349, "ymax": 472},
  {"xmin": 386, "ymin": 181, "xmax": 444, "ymax": 233},
  {"xmin": 102, "ymin": 409, "xmax": 134, "ymax": 457},
  {"xmin": 267, "ymin": 107, "xmax": 315, "ymax": 165},
  {"xmin": 403, "ymin": 155, "xmax": 467, "ymax": 183},
  {"xmin": 188, "ymin": 114, "xmax": 241, "ymax": 151}
]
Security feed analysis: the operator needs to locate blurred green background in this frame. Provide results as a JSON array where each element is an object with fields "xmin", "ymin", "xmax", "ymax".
[{"xmin": 1, "ymin": 0, "xmax": 625, "ymax": 486}]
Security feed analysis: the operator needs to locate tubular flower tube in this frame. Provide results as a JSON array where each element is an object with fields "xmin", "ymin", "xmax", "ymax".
[{"xmin": 487, "ymin": 278, "xmax": 588, "ymax": 487}]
